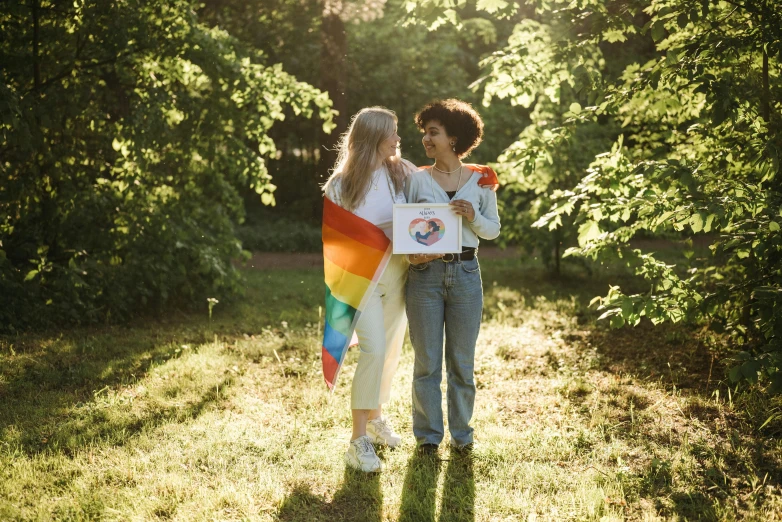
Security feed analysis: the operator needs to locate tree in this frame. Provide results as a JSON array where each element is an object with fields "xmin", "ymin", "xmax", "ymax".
[
  {"xmin": 0, "ymin": 0, "xmax": 333, "ymax": 329},
  {"xmin": 201, "ymin": 0, "xmax": 530, "ymax": 224},
  {"xmin": 406, "ymin": 0, "xmax": 782, "ymax": 389}
]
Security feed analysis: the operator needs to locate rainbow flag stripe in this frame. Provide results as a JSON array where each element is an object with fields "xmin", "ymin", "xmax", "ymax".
[{"xmin": 321, "ymin": 196, "xmax": 392, "ymax": 390}]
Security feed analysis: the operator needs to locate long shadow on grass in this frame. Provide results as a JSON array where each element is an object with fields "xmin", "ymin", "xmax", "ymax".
[
  {"xmin": 583, "ymin": 323, "xmax": 782, "ymax": 495},
  {"xmin": 484, "ymin": 259, "xmax": 782, "ymax": 513},
  {"xmin": 440, "ymin": 450, "xmax": 475, "ymax": 522},
  {"xmin": 399, "ymin": 453, "xmax": 441, "ymax": 522},
  {"xmin": 276, "ymin": 469, "xmax": 382, "ymax": 522},
  {"xmin": 0, "ymin": 328, "xmax": 229, "ymax": 456}
]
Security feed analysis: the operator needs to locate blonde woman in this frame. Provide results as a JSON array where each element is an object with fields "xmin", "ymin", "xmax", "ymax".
[{"xmin": 322, "ymin": 107, "xmax": 415, "ymax": 472}]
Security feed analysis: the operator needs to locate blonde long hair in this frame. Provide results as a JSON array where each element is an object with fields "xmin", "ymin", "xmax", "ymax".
[{"xmin": 322, "ymin": 107, "xmax": 407, "ymax": 212}]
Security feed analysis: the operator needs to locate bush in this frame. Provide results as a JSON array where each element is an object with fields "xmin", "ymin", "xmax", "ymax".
[
  {"xmin": 237, "ymin": 218, "xmax": 322, "ymax": 253},
  {"xmin": 0, "ymin": 1, "xmax": 332, "ymax": 332}
]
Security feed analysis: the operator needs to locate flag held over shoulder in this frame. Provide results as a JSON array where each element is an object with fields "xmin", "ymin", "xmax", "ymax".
[{"xmin": 321, "ymin": 196, "xmax": 392, "ymax": 390}]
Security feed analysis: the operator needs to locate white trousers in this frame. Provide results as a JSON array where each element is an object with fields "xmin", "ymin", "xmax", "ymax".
[{"xmin": 351, "ymin": 254, "xmax": 408, "ymax": 410}]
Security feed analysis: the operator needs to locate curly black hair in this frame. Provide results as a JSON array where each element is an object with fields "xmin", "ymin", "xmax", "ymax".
[{"xmin": 415, "ymin": 99, "xmax": 484, "ymax": 158}]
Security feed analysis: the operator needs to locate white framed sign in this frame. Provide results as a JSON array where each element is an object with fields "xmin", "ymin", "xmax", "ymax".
[{"xmin": 392, "ymin": 203, "xmax": 462, "ymax": 254}]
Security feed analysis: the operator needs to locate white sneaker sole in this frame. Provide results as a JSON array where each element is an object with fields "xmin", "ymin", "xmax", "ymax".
[
  {"xmin": 344, "ymin": 452, "xmax": 382, "ymax": 473},
  {"xmin": 366, "ymin": 433, "xmax": 401, "ymax": 449}
]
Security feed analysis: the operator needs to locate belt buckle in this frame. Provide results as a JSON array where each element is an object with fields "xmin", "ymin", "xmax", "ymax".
[{"xmin": 442, "ymin": 253, "xmax": 455, "ymax": 263}]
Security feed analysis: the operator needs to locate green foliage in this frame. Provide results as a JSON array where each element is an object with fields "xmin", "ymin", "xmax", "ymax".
[
  {"xmin": 375, "ymin": 0, "xmax": 529, "ymax": 166},
  {"xmin": 236, "ymin": 217, "xmax": 321, "ymax": 253},
  {"xmin": 537, "ymin": 0, "xmax": 781, "ymax": 389},
  {"xmin": 0, "ymin": 0, "xmax": 333, "ymax": 331},
  {"xmin": 212, "ymin": 0, "xmax": 533, "ymax": 222},
  {"xmin": 408, "ymin": 0, "xmax": 782, "ymax": 389}
]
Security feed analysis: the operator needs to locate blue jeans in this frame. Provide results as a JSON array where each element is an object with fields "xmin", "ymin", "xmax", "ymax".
[{"xmin": 406, "ymin": 256, "xmax": 483, "ymax": 447}]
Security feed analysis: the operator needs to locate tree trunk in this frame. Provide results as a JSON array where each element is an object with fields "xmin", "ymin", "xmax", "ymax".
[
  {"xmin": 761, "ymin": 47, "xmax": 770, "ymax": 123},
  {"xmin": 32, "ymin": 0, "xmax": 41, "ymax": 90},
  {"xmin": 318, "ymin": 3, "xmax": 348, "ymax": 176}
]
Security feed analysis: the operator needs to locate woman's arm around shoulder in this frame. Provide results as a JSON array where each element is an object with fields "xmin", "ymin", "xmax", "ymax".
[
  {"xmin": 399, "ymin": 157, "xmax": 418, "ymax": 176},
  {"xmin": 468, "ymin": 177, "xmax": 501, "ymax": 240},
  {"xmin": 403, "ymin": 166, "xmax": 428, "ymax": 202}
]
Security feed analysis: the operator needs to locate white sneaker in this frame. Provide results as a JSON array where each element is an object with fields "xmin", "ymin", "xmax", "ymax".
[
  {"xmin": 344, "ymin": 435, "xmax": 382, "ymax": 472},
  {"xmin": 366, "ymin": 416, "xmax": 402, "ymax": 448}
]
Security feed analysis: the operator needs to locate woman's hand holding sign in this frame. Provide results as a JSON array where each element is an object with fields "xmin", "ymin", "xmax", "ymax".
[{"xmin": 450, "ymin": 199, "xmax": 475, "ymax": 222}]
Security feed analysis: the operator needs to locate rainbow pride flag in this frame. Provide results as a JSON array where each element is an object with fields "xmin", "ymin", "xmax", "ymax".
[{"xmin": 321, "ymin": 196, "xmax": 392, "ymax": 390}]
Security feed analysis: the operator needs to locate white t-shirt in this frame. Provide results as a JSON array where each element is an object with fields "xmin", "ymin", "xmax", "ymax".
[
  {"xmin": 326, "ymin": 161, "xmax": 413, "ymax": 239},
  {"xmin": 352, "ymin": 167, "xmax": 406, "ymax": 239}
]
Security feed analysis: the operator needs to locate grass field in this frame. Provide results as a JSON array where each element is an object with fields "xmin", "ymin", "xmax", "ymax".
[{"xmin": 1, "ymin": 256, "xmax": 781, "ymax": 521}]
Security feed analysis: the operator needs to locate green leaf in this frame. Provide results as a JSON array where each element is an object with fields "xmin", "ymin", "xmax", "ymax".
[
  {"xmin": 610, "ymin": 314, "xmax": 625, "ymax": 329},
  {"xmin": 476, "ymin": 0, "xmax": 508, "ymax": 13},
  {"xmin": 597, "ymin": 309, "xmax": 615, "ymax": 321},
  {"xmin": 759, "ymin": 413, "xmax": 779, "ymax": 429},
  {"xmin": 24, "ymin": 270, "xmax": 38, "ymax": 282},
  {"xmin": 597, "ymin": 309, "xmax": 616, "ymax": 321},
  {"xmin": 603, "ymin": 29, "xmax": 627, "ymax": 43},
  {"xmin": 112, "ymin": 138, "xmax": 122, "ymax": 151},
  {"xmin": 577, "ymin": 220, "xmax": 602, "ymax": 246},
  {"xmin": 704, "ymin": 214, "xmax": 716, "ymax": 233},
  {"xmin": 578, "ymin": 221, "xmax": 602, "ymax": 246},
  {"xmin": 649, "ymin": 69, "xmax": 662, "ymax": 89},
  {"xmin": 569, "ymin": 102, "xmax": 582, "ymax": 114},
  {"xmin": 741, "ymin": 360, "xmax": 762, "ymax": 381},
  {"xmin": 689, "ymin": 213, "xmax": 703, "ymax": 233},
  {"xmin": 260, "ymin": 192, "xmax": 275, "ymax": 206},
  {"xmin": 644, "ymin": 300, "xmax": 657, "ymax": 318},
  {"xmin": 770, "ymin": 221, "xmax": 780, "ymax": 232},
  {"xmin": 620, "ymin": 299, "xmax": 634, "ymax": 318},
  {"xmin": 655, "ymin": 210, "xmax": 675, "ymax": 227},
  {"xmin": 676, "ymin": 13, "xmax": 688, "ymax": 29},
  {"xmin": 651, "ymin": 21, "xmax": 666, "ymax": 42},
  {"xmin": 728, "ymin": 365, "xmax": 742, "ymax": 382}
]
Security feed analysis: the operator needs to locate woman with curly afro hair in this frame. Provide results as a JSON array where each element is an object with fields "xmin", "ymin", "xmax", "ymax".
[{"xmin": 404, "ymin": 99, "xmax": 501, "ymax": 457}]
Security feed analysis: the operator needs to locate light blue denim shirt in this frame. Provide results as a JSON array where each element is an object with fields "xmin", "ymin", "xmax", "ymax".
[{"xmin": 404, "ymin": 168, "xmax": 501, "ymax": 248}]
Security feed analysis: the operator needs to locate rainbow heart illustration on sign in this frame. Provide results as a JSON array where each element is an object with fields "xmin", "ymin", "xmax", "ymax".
[{"xmin": 409, "ymin": 218, "xmax": 446, "ymax": 246}]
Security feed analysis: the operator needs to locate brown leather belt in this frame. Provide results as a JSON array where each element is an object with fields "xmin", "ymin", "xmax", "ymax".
[{"xmin": 440, "ymin": 248, "xmax": 476, "ymax": 262}]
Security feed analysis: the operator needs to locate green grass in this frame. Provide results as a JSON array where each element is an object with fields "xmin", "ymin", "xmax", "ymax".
[{"xmin": 1, "ymin": 258, "xmax": 781, "ymax": 521}]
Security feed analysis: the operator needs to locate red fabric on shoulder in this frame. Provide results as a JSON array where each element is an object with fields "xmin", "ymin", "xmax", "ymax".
[{"xmin": 465, "ymin": 164, "xmax": 500, "ymax": 191}]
